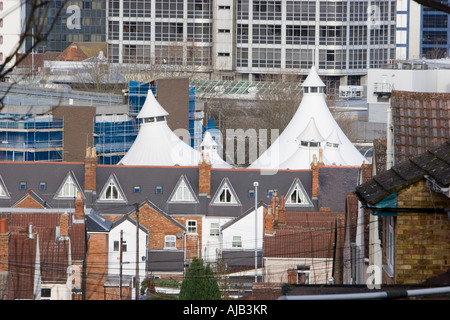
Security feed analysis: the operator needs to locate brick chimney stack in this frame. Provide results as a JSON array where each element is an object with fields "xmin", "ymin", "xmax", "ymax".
[
  {"xmin": 278, "ymin": 195, "xmax": 286, "ymax": 225},
  {"xmin": 311, "ymin": 154, "xmax": 320, "ymax": 198},
  {"xmin": 74, "ymin": 190, "xmax": 84, "ymax": 220},
  {"xmin": 264, "ymin": 206, "xmax": 274, "ymax": 236},
  {"xmin": 0, "ymin": 218, "xmax": 10, "ymax": 273},
  {"xmin": 60, "ymin": 212, "xmax": 69, "ymax": 238},
  {"xmin": 84, "ymin": 147, "xmax": 98, "ymax": 192},
  {"xmin": 199, "ymin": 153, "xmax": 211, "ymax": 196}
]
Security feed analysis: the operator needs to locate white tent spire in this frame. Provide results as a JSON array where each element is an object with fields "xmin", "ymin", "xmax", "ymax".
[
  {"xmin": 248, "ymin": 67, "xmax": 366, "ymax": 170},
  {"xmin": 137, "ymin": 89, "xmax": 169, "ymax": 119},
  {"xmin": 200, "ymin": 131, "xmax": 231, "ymax": 168},
  {"xmin": 118, "ymin": 90, "xmax": 200, "ymax": 166},
  {"xmin": 301, "ymin": 66, "xmax": 325, "ymax": 89},
  {"xmin": 296, "ymin": 117, "xmax": 324, "ymax": 144}
]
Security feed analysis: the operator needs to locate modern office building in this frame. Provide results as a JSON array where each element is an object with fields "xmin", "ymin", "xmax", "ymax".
[
  {"xmin": 30, "ymin": 0, "xmax": 107, "ymax": 53},
  {"xmin": 396, "ymin": 0, "xmax": 450, "ymax": 60},
  {"xmin": 1, "ymin": 0, "xmax": 106, "ymax": 61},
  {"xmin": 107, "ymin": 0, "xmax": 397, "ymax": 93}
]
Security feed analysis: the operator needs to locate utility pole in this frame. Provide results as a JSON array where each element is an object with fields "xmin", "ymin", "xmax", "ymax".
[
  {"xmin": 119, "ymin": 229, "xmax": 123, "ymax": 300},
  {"xmin": 253, "ymin": 182, "xmax": 258, "ymax": 283},
  {"xmin": 135, "ymin": 203, "xmax": 140, "ymax": 300}
]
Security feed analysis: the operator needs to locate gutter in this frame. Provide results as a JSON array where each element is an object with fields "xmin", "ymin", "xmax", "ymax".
[{"xmin": 278, "ymin": 286, "xmax": 450, "ymax": 300}]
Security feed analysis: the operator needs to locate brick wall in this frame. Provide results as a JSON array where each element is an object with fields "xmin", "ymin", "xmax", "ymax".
[
  {"xmin": 0, "ymin": 221, "xmax": 9, "ymax": 272},
  {"xmin": 174, "ymin": 216, "xmax": 202, "ymax": 260},
  {"xmin": 84, "ymin": 147, "xmax": 98, "ymax": 192},
  {"xmin": 85, "ymin": 233, "xmax": 109, "ymax": 300},
  {"xmin": 199, "ymin": 159, "xmax": 211, "ymax": 195},
  {"xmin": 13, "ymin": 193, "xmax": 44, "ymax": 208},
  {"xmin": 394, "ymin": 180, "xmax": 450, "ymax": 284},
  {"xmin": 128, "ymin": 203, "xmax": 202, "ymax": 261}
]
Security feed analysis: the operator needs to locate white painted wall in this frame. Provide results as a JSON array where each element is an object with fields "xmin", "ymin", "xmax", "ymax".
[
  {"xmin": 213, "ymin": 1, "xmax": 235, "ymax": 71},
  {"xmin": 367, "ymin": 67, "xmax": 450, "ymax": 122},
  {"xmin": 264, "ymin": 258, "xmax": 333, "ymax": 284},
  {"xmin": 202, "ymin": 217, "xmax": 232, "ymax": 263},
  {"xmin": 1, "ymin": 0, "xmax": 25, "ymax": 67},
  {"xmin": 221, "ymin": 206, "xmax": 264, "ymax": 251},
  {"xmin": 108, "ymin": 219, "xmax": 148, "ymax": 299}
]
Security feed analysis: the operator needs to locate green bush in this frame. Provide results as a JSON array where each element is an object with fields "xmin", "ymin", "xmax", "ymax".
[{"xmin": 179, "ymin": 258, "xmax": 221, "ymax": 300}]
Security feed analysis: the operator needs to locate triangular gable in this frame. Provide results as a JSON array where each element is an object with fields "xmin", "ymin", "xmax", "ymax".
[
  {"xmin": 168, "ymin": 175, "xmax": 199, "ymax": 203},
  {"xmin": 54, "ymin": 171, "xmax": 84, "ymax": 199},
  {"xmin": 14, "ymin": 190, "xmax": 48, "ymax": 208},
  {"xmin": 0, "ymin": 175, "xmax": 10, "ymax": 199},
  {"xmin": 210, "ymin": 177, "xmax": 241, "ymax": 206},
  {"xmin": 285, "ymin": 178, "xmax": 313, "ymax": 207},
  {"xmin": 98, "ymin": 174, "xmax": 127, "ymax": 202}
]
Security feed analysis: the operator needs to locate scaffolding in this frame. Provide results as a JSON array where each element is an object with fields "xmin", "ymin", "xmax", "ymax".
[
  {"xmin": 94, "ymin": 117, "xmax": 139, "ymax": 165},
  {"xmin": 0, "ymin": 114, "xmax": 63, "ymax": 161}
]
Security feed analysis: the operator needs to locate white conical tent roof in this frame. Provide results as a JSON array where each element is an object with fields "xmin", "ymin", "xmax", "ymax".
[
  {"xmin": 296, "ymin": 118, "xmax": 324, "ymax": 143},
  {"xmin": 249, "ymin": 66, "xmax": 366, "ymax": 170},
  {"xmin": 137, "ymin": 89, "xmax": 169, "ymax": 119},
  {"xmin": 200, "ymin": 131, "xmax": 232, "ymax": 168},
  {"xmin": 301, "ymin": 65, "xmax": 326, "ymax": 88},
  {"xmin": 118, "ymin": 90, "xmax": 201, "ymax": 166}
]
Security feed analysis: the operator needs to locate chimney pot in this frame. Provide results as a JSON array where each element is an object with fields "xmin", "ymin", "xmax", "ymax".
[{"xmin": 0, "ymin": 218, "xmax": 8, "ymax": 234}]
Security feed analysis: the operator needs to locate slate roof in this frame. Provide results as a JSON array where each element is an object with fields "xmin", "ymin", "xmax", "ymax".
[
  {"xmin": 0, "ymin": 161, "xmax": 360, "ymax": 219},
  {"xmin": 8, "ymin": 233, "xmax": 38, "ymax": 300},
  {"xmin": 318, "ymin": 167, "xmax": 360, "ymax": 211},
  {"xmin": 147, "ymin": 250, "xmax": 185, "ymax": 272},
  {"xmin": 222, "ymin": 250, "xmax": 264, "ymax": 271},
  {"xmin": 0, "ymin": 162, "xmax": 85, "ymax": 209},
  {"xmin": 355, "ymin": 139, "xmax": 450, "ymax": 206},
  {"xmin": 91, "ymin": 165, "xmax": 318, "ymax": 218}
]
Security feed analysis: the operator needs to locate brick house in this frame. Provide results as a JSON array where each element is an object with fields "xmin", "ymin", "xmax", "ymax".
[
  {"xmin": 355, "ymin": 140, "xmax": 450, "ymax": 285},
  {"xmin": 0, "ymin": 144, "xmax": 362, "ymax": 299},
  {"xmin": 0, "ymin": 198, "xmax": 86, "ymax": 300}
]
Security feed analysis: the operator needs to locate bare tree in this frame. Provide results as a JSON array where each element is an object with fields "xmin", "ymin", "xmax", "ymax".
[{"xmin": 0, "ymin": 1, "xmax": 69, "ymax": 109}]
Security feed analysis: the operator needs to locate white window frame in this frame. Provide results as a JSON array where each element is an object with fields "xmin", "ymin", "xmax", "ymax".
[
  {"xmin": 171, "ymin": 179, "xmax": 195, "ymax": 202},
  {"xmin": 187, "ymin": 220, "xmax": 197, "ymax": 234},
  {"xmin": 113, "ymin": 240, "xmax": 127, "ymax": 252},
  {"xmin": 165, "ymin": 235, "xmax": 176, "ymax": 249},
  {"xmin": 297, "ymin": 270, "xmax": 310, "ymax": 284},
  {"xmin": 232, "ymin": 236, "xmax": 242, "ymax": 248},
  {"xmin": 57, "ymin": 175, "xmax": 77, "ymax": 198},
  {"xmin": 287, "ymin": 184, "xmax": 307, "ymax": 204},
  {"xmin": 100, "ymin": 181, "xmax": 124, "ymax": 201},
  {"xmin": 210, "ymin": 223, "xmax": 219, "ymax": 237}
]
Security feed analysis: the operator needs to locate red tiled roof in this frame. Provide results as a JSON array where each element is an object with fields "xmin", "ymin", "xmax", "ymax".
[
  {"xmin": 9, "ymin": 233, "xmax": 38, "ymax": 300},
  {"xmin": 265, "ymin": 211, "xmax": 343, "ymax": 258},
  {"xmin": 391, "ymin": 91, "xmax": 450, "ymax": 164}
]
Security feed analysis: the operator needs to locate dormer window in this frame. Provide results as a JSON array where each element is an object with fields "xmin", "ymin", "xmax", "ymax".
[
  {"xmin": 211, "ymin": 178, "xmax": 240, "ymax": 206},
  {"xmin": 141, "ymin": 116, "xmax": 166, "ymax": 124},
  {"xmin": 326, "ymin": 142, "xmax": 339, "ymax": 148},
  {"xmin": 98, "ymin": 174, "xmax": 127, "ymax": 202},
  {"xmin": 285, "ymin": 178, "xmax": 313, "ymax": 207},
  {"xmin": 303, "ymin": 86, "xmax": 324, "ymax": 94},
  {"xmin": 301, "ymin": 141, "xmax": 320, "ymax": 148}
]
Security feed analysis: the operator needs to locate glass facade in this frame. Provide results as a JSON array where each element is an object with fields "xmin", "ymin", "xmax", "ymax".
[
  {"xmin": 26, "ymin": 0, "xmax": 106, "ymax": 53},
  {"xmin": 106, "ymin": 0, "xmax": 396, "ymax": 85},
  {"xmin": 421, "ymin": 3, "xmax": 450, "ymax": 59}
]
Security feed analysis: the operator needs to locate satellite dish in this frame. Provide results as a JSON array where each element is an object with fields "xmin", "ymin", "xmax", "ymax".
[{"xmin": 176, "ymin": 233, "xmax": 182, "ymax": 239}]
